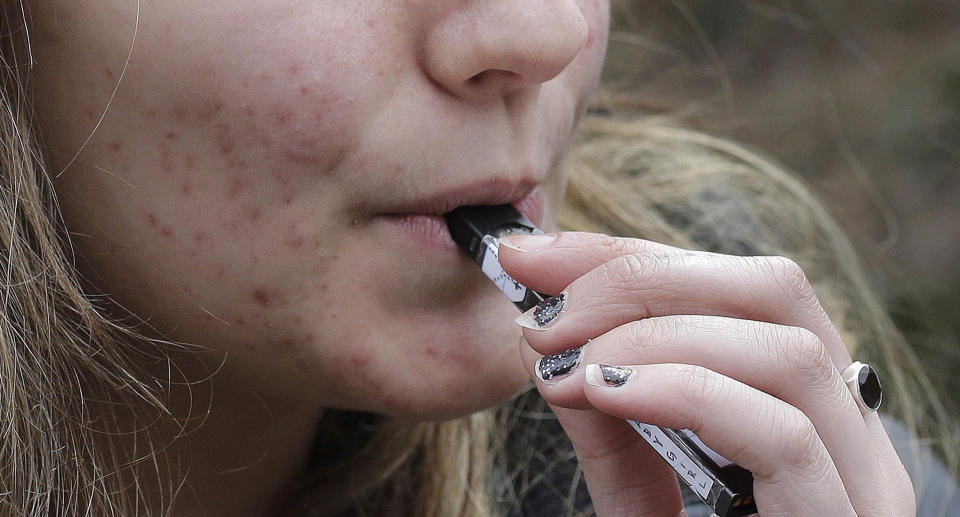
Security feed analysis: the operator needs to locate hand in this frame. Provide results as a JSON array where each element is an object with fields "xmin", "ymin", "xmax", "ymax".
[{"xmin": 498, "ymin": 231, "xmax": 915, "ymax": 516}]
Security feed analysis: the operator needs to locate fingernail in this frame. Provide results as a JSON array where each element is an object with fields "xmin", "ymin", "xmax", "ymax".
[
  {"xmin": 585, "ymin": 364, "xmax": 633, "ymax": 387},
  {"xmin": 535, "ymin": 347, "xmax": 582, "ymax": 383},
  {"xmin": 499, "ymin": 233, "xmax": 556, "ymax": 252},
  {"xmin": 515, "ymin": 292, "xmax": 566, "ymax": 330}
]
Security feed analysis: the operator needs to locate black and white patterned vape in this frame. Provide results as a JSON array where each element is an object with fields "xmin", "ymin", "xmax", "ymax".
[{"xmin": 445, "ymin": 204, "xmax": 758, "ymax": 517}]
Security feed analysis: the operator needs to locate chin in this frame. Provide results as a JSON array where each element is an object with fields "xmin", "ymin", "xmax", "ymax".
[
  {"xmin": 354, "ymin": 323, "xmax": 532, "ymax": 421},
  {"xmin": 379, "ymin": 366, "xmax": 530, "ymax": 422}
]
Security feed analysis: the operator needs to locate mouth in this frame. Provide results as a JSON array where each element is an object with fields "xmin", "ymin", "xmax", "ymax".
[{"xmin": 376, "ymin": 179, "xmax": 545, "ymax": 251}]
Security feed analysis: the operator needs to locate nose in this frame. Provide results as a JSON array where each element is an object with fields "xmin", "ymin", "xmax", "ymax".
[{"xmin": 422, "ymin": 0, "xmax": 590, "ymax": 101}]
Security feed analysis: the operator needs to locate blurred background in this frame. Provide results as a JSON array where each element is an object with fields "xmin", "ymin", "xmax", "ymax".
[{"xmin": 602, "ymin": 0, "xmax": 959, "ymax": 433}]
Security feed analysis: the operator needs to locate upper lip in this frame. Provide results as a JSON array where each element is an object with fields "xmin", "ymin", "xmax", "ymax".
[{"xmin": 381, "ymin": 176, "xmax": 539, "ymax": 215}]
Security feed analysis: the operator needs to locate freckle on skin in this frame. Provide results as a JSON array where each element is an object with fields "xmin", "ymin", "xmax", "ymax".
[
  {"xmin": 197, "ymin": 99, "xmax": 225, "ymax": 122},
  {"xmin": 252, "ymin": 288, "xmax": 271, "ymax": 306},
  {"xmin": 300, "ymin": 86, "xmax": 310, "ymax": 95},
  {"xmin": 351, "ymin": 351, "xmax": 371, "ymax": 367},
  {"xmin": 227, "ymin": 178, "xmax": 245, "ymax": 199},
  {"xmin": 147, "ymin": 213, "xmax": 158, "ymax": 226},
  {"xmin": 104, "ymin": 67, "xmax": 114, "ymax": 79},
  {"xmin": 242, "ymin": 205, "xmax": 262, "ymax": 223},
  {"xmin": 227, "ymin": 158, "xmax": 249, "ymax": 169},
  {"xmin": 215, "ymin": 123, "xmax": 234, "ymax": 155},
  {"xmin": 172, "ymin": 106, "xmax": 188, "ymax": 122},
  {"xmin": 287, "ymin": 64, "xmax": 301, "ymax": 76},
  {"xmin": 160, "ymin": 226, "xmax": 174, "ymax": 237},
  {"xmin": 272, "ymin": 108, "xmax": 294, "ymax": 126},
  {"xmin": 193, "ymin": 232, "xmax": 208, "ymax": 244},
  {"xmin": 165, "ymin": 131, "xmax": 177, "ymax": 140},
  {"xmin": 108, "ymin": 141, "xmax": 121, "ymax": 152},
  {"xmin": 270, "ymin": 171, "xmax": 294, "ymax": 187},
  {"xmin": 159, "ymin": 141, "xmax": 174, "ymax": 174}
]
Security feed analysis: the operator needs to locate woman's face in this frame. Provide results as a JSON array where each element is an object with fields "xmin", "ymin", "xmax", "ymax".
[{"xmin": 27, "ymin": 1, "xmax": 609, "ymax": 419}]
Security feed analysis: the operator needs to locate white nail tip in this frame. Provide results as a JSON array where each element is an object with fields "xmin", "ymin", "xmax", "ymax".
[
  {"xmin": 584, "ymin": 364, "xmax": 605, "ymax": 387},
  {"xmin": 515, "ymin": 310, "xmax": 547, "ymax": 331}
]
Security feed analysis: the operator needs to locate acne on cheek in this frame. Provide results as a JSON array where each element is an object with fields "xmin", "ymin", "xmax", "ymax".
[
  {"xmin": 130, "ymin": 62, "xmax": 353, "ymax": 212},
  {"xmin": 128, "ymin": 62, "xmax": 352, "ymax": 263}
]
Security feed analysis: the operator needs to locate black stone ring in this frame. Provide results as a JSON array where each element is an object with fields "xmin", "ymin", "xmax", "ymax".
[{"xmin": 841, "ymin": 361, "xmax": 882, "ymax": 413}]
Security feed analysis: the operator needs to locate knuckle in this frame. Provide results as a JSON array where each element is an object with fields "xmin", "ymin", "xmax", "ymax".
[
  {"xmin": 777, "ymin": 325, "xmax": 835, "ymax": 387},
  {"xmin": 677, "ymin": 365, "xmax": 722, "ymax": 410},
  {"xmin": 620, "ymin": 316, "xmax": 684, "ymax": 356},
  {"xmin": 602, "ymin": 254, "xmax": 647, "ymax": 288},
  {"xmin": 620, "ymin": 319, "xmax": 657, "ymax": 355},
  {"xmin": 776, "ymin": 409, "xmax": 823, "ymax": 470},
  {"xmin": 601, "ymin": 233, "xmax": 642, "ymax": 256},
  {"xmin": 766, "ymin": 255, "xmax": 817, "ymax": 305}
]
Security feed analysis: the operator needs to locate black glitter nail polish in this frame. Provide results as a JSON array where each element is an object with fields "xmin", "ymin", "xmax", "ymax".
[
  {"xmin": 538, "ymin": 347, "xmax": 581, "ymax": 380},
  {"xmin": 599, "ymin": 364, "xmax": 632, "ymax": 386},
  {"xmin": 533, "ymin": 293, "xmax": 565, "ymax": 327}
]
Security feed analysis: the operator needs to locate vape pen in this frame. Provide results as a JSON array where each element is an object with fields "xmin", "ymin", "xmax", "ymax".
[{"xmin": 445, "ymin": 204, "xmax": 758, "ymax": 517}]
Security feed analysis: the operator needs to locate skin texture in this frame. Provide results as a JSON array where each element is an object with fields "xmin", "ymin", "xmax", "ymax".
[
  {"xmin": 23, "ymin": 1, "xmax": 916, "ymax": 516},
  {"xmin": 29, "ymin": 1, "xmax": 608, "ymax": 414},
  {"xmin": 26, "ymin": 1, "xmax": 608, "ymax": 514},
  {"xmin": 501, "ymin": 233, "xmax": 915, "ymax": 516}
]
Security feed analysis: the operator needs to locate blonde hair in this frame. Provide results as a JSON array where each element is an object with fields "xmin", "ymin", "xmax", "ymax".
[
  {"xmin": 2, "ymin": 1, "xmax": 955, "ymax": 516},
  {"xmin": 0, "ymin": 4, "xmax": 180, "ymax": 514}
]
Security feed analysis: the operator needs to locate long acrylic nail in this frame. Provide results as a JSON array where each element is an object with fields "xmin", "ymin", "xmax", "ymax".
[
  {"xmin": 515, "ymin": 292, "xmax": 566, "ymax": 330},
  {"xmin": 536, "ymin": 347, "xmax": 582, "ymax": 382},
  {"xmin": 585, "ymin": 364, "xmax": 633, "ymax": 387}
]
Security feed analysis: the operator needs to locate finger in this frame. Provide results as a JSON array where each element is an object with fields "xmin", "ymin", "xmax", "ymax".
[
  {"xmin": 519, "ymin": 338, "xmax": 686, "ymax": 517},
  {"xmin": 528, "ymin": 315, "xmax": 891, "ymax": 514},
  {"xmin": 505, "ymin": 244, "xmax": 849, "ymax": 368},
  {"xmin": 498, "ymin": 231, "xmax": 680, "ymax": 294},
  {"xmin": 582, "ymin": 362, "xmax": 857, "ymax": 516}
]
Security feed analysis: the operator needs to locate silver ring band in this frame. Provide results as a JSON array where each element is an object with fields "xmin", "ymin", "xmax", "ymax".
[{"xmin": 841, "ymin": 361, "xmax": 882, "ymax": 414}]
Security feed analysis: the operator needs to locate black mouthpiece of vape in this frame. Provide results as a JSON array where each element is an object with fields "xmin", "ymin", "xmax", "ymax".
[
  {"xmin": 445, "ymin": 204, "xmax": 539, "ymax": 264},
  {"xmin": 444, "ymin": 204, "xmax": 545, "ymax": 312}
]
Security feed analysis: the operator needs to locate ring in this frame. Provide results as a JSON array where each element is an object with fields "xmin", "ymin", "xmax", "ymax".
[{"xmin": 841, "ymin": 361, "xmax": 882, "ymax": 413}]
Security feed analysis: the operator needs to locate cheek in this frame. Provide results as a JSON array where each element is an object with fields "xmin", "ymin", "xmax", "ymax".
[
  {"xmin": 44, "ymin": 5, "xmax": 407, "ymax": 373},
  {"xmin": 114, "ymin": 13, "xmax": 395, "ymax": 202}
]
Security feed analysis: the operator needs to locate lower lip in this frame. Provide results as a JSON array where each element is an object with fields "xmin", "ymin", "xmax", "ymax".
[{"xmin": 380, "ymin": 191, "xmax": 544, "ymax": 252}]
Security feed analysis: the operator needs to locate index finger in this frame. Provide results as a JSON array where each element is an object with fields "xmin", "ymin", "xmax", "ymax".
[{"xmin": 498, "ymin": 231, "xmax": 681, "ymax": 294}]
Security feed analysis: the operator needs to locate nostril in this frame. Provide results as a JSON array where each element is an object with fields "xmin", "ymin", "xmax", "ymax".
[
  {"xmin": 469, "ymin": 70, "xmax": 489, "ymax": 84},
  {"xmin": 468, "ymin": 69, "xmax": 522, "ymax": 87}
]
